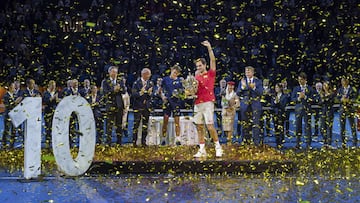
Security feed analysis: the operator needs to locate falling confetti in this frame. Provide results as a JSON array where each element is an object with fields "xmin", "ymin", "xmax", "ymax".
[{"xmin": 0, "ymin": 2, "xmax": 359, "ymax": 202}]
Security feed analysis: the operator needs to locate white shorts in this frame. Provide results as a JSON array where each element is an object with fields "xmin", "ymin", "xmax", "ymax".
[{"xmin": 193, "ymin": 101, "xmax": 214, "ymax": 125}]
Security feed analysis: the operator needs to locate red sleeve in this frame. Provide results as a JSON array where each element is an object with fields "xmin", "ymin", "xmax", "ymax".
[{"xmin": 208, "ymin": 69, "xmax": 216, "ymax": 78}]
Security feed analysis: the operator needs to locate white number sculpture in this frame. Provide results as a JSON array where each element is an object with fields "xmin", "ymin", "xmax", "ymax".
[
  {"xmin": 8, "ymin": 97, "xmax": 42, "ymax": 179},
  {"xmin": 52, "ymin": 96, "xmax": 96, "ymax": 176},
  {"xmin": 9, "ymin": 96, "xmax": 96, "ymax": 179}
]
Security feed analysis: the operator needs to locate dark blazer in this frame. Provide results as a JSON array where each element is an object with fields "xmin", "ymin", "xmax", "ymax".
[
  {"xmin": 3, "ymin": 92, "xmax": 18, "ymax": 115},
  {"xmin": 79, "ymin": 87, "xmax": 91, "ymax": 97},
  {"xmin": 320, "ymin": 92, "xmax": 335, "ymax": 106},
  {"xmin": 102, "ymin": 78, "xmax": 125, "ymax": 111},
  {"xmin": 291, "ymin": 85, "xmax": 315, "ymax": 112},
  {"xmin": 21, "ymin": 88, "xmax": 41, "ymax": 98},
  {"xmin": 43, "ymin": 90, "xmax": 60, "ymax": 114},
  {"xmin": 337, "ymin": 86, "xmax": 357, "ymax": 111},
  {"xmin": 237, "ymin": 77, "xmax": 263, "ymax": 111},
  {"xmin": 131, "ymin": 78, "xmax": 154, "ymax": 110},
  {"xmin": 62, "ymin": 88, "xmax": 80, "ymax": 97},
  {"xmin": 320, "ymin": 91, "xmax": 335, "ymax": 121},
  {"xmin": 313, "ymin": 90, "xmax": 322, "ymax": 106},
  {"xmin": 271, "ymin": 93, "xmax": 289, "ymax": 115},
  {"xmin": 86, "ymin": 93, "xmax": 103, "ymax": 118}
]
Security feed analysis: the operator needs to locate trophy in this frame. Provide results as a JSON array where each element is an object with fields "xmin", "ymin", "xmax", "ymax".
[{"xmin": 181, "ymin": 73, "xmax": 198, "ymax": 99}]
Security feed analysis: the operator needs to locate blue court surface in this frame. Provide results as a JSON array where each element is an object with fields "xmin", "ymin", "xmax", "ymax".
[
  {"xmin": 0, "ymin": 173, "xmax": 359, "ymax": 202},
  {"xmin": 0, "ymin": 112, "xmax": 359, "ymax": 202}
]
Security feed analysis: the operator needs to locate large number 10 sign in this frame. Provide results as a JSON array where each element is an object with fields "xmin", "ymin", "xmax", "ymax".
[{"xmin": 8, "ymin": 96, "xmax": 96, "ymax": 179}]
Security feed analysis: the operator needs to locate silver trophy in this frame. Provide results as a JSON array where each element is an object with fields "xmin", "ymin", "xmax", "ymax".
[{"xmin": 181, "ymin": 74, "xmax": 198, "ymax": 99}]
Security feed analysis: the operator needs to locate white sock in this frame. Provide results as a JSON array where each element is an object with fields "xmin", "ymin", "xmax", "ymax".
[
  {"xmin": 199, "ymin": 144, "xmax": 205, "ymax": 151},
  {"xmin": 214, "ymin": 141, "xmax": 221, "ymax": 149}
]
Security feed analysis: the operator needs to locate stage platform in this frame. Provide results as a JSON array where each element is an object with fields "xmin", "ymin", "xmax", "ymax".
[
  {"xmin": 0, "ymin": 144, "xmax": 294, "ymax": 176},
  {"xmin": 86, "ymin": 145, "xmax": 294, "ymax": 175},
  {"xmin": 88, "ymin": 159, "xmax": 294, "ymax": 175}
]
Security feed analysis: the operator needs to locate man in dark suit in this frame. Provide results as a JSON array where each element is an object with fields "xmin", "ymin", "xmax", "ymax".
[
  {"xmin": 79, "ymin": 79, "xmax": 91, "ymax": 97},
  {"xmin": 102, "ymin": 66, "xmax": 126, "ymax": 145},
  {"xmin": 60, "ymin": 79, "xmax": 73, "ymax": 98},
  {"xmin": 62, "ymin": 79, "xmax": 80, "ymax": 97},
  {"xmin": 21, "ymin": 79, "xmax": 41, "ymax": 98},
  {"xmin": 2, "ymin": 82, "xmax": 22, "ymax": 149},
  {"xmin": 86, "ymin": 85, "xmax": 104, "ymax": 144},
  {"xmin": 60, "ymin": 78, "xmax": 81, "ymax": 147},
  {"xmin": 18, "ymin": 78, "xmax": 42, "ymax": 145},
  {"xmin": 131, "ymin": 68, "xmax": 153, "ymax": 147},
  {"xmin": 214, "ymin": 79, "xmax": 227, "ymax": 136},
  {"xmin": 337, "ymin": 77, "xmax": 358, "ymax": 147},
  {"xmin": 237, "ymin": 66, "xmax": 263, "ymax": 146},
  {"xmin": 291, "ymin": 72, "xmax": 315, "ymax": 149},
  {"xmin": 281, "ymin": 79, "xmax": 292, "ymax": 136},
  {"xmin": 312, "ymin": 82, "xmax": 323, "ymax": 137},
  {"xmin": 43, "ymin": 80, "xmax": 60, "ymax": 148}
]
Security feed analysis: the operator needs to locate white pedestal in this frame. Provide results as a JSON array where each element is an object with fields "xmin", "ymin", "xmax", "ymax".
[
  {"xmin": 179, "ymin": 117, "xmax": 199, "ymax": 145},
  {"xmin": 138, "ymin": 116, "xmax": 198, "ymax": 145}
]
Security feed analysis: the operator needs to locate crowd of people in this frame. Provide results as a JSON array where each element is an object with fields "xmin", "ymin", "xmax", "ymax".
[
  {"xmin": 1, "ymin": 0, "xmax": 359, "ymax": 154},
  {"xmin": 1, "ymin": 40, "xmax": 359, "ymax": 155},
  {"xmin": 0, "ymin": 0, "xmax": 359, "ymax": 88}
]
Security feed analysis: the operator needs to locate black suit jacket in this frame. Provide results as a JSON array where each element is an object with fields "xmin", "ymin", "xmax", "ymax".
[
  {"xmin": 21, "ymin": 88, "xmax": 41, "ymax": 98},
  {"xmin": 79, "ymin": 87, "xmax": 90, "ymax": 97},
  {"xmin": 102, "ymin": 78, "xmax": 125, "ymax": 111},
  {"xmin": 43, "ymin": 90, "xmax": 59, "ymax": 114},
  {"xmin": 62, "ymin": 87, "xmax": 81, "ymax": 97},
  {"xmin": 131, "ymin": 78, "xmax": 154, "ymax": 110},
  {"xmin": 237, "ymin": 77, "xmax": 263, "ymax": 111},
  {"xmin": 291, "ymin": 85, "xmax": 315, "ymax": 112},
  {"xmin": 271, "ymin": 93, "xmax": 289, "ymax": 115},
  {"xmin": 86, "ymin": 93, "xmax": 103, "ymax": 117},
  {"xmin": 337, "ymin": 86, "xmax": 357, "ymax": 111},
  {"xmin": 3, "ymin": 92, "xmax": 17, "ymax": 116}
]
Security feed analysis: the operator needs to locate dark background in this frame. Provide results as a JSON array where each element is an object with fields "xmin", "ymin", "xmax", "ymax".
[{"xmin": 0, "ymin": 0, "xmax": 359, "ymax": 90}]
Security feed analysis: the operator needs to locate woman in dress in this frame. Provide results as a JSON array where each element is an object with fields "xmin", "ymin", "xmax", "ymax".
[{"xmin": 221, "ymin": 81, "xmax": 240, "ymax": 145}]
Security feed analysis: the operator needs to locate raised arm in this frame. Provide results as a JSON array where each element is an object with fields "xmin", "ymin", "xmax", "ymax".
[{"xmin": 201, "ymin": 40, "xmax": 216, "ymax": 71}]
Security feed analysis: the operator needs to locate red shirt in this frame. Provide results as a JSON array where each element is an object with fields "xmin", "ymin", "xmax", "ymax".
[{"xmin": 195, "ymin": 69, "xmax": 216, "ymax": 105}]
